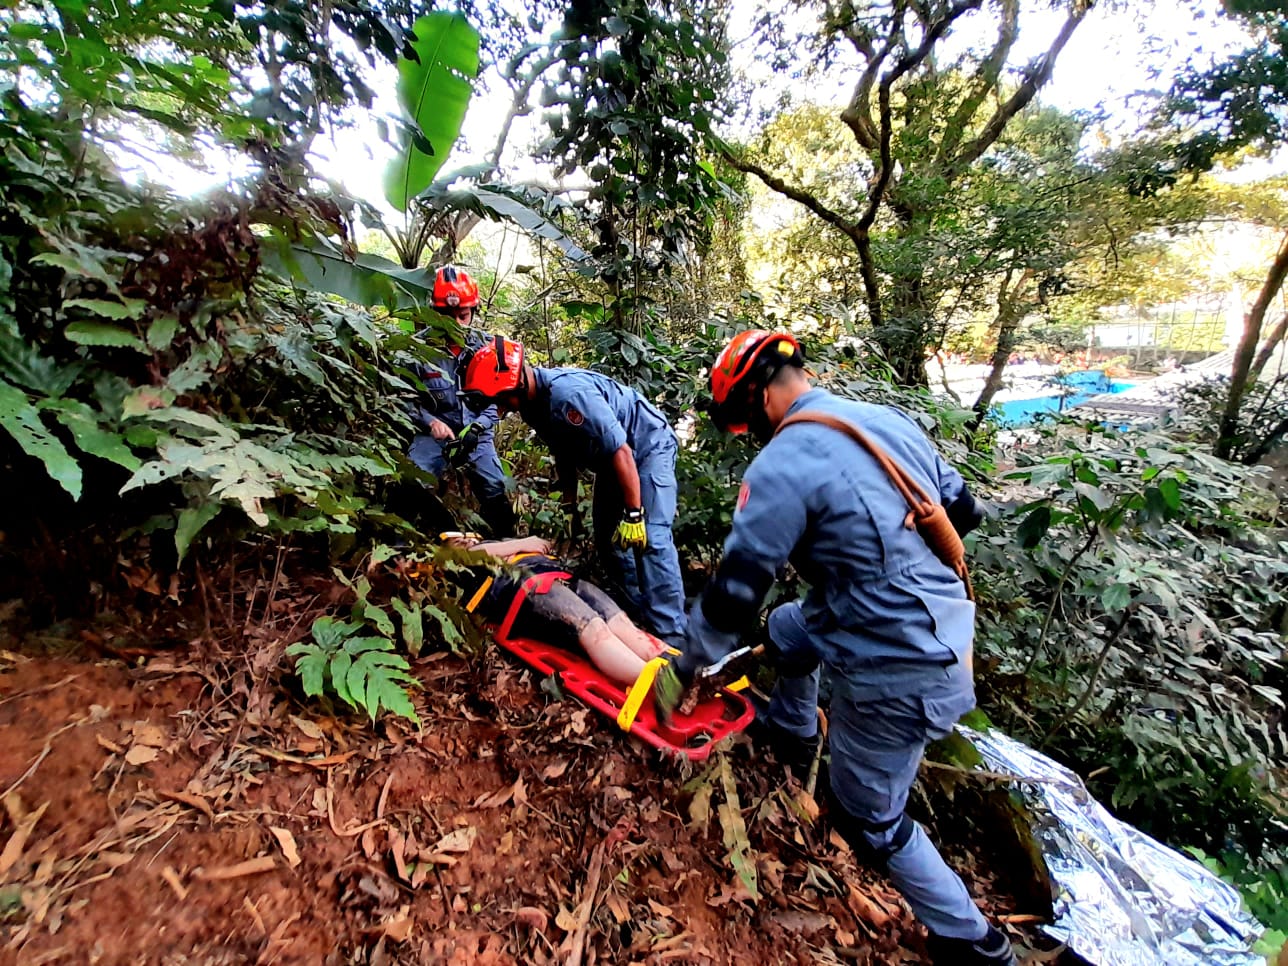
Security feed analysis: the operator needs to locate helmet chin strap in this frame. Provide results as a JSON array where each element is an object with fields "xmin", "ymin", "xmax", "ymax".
[{"xmin": 748, "ymin": 402, "xmax": 774, "ymax": 443}]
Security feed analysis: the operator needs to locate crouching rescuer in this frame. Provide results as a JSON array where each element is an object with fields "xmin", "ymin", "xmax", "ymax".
[{"xmin": 651, "ymin": 331, "xmax": 1015, "ymax": 966}]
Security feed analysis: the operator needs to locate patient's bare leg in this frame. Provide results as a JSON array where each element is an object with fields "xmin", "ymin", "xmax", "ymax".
[
  {"xmin": 578, "ymin": 618, "xmax": 646, "ymax": 685},
  {"xmin": 570, "ymin": 579, "xmax": 666, "ymax": 661},
  {"xmin": 606, "ymin": 613, "xmax": 666, "ymax": 661},
  {"xmin": 523, "ymin": 584, "xmax": 645, "ymax": 685}
]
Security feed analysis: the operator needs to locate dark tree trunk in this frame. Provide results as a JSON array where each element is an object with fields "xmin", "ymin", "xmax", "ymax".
[
  {"xmin": 1217, "ymin": 232, "xmax": 1288, "ymax": 460},
  {"xmin": 971, "ymin": 270, "xmax": 1032, "ymax": 427}
]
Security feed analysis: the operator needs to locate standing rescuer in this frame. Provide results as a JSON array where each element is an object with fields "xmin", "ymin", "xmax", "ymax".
[
  {"xmin": 459, "ymin": 337, "xmax": 688, "ymax": 649},
  {"xmin": 407, "ymin": 266, "xmax": 515, "ymax": 537},
  {"xmin": 653, "ymin": 331, "xmax": 1014, "ymax": 966}
]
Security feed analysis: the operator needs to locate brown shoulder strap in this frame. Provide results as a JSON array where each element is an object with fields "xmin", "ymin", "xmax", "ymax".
[{"xmin": 774, "ymin": 410, "xmax": 974, "ymax": 599}]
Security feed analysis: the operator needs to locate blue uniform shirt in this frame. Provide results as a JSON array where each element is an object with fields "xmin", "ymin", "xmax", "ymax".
[
  {"xmin": 689, "ymin": 387, "xmax": 976, "ymax": 700},
  {"xmin": 519, "ymin": 367, "xmax": 677, "ymax": 469},
  {"xmin": 410, "ymin": 331, "xmax": 498, "ymax": 434}
]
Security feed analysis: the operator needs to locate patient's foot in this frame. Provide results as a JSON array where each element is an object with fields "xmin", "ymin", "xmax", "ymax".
[{"xmin": 607, "ymin": 613, "xmax": 666, "ymax": 661}]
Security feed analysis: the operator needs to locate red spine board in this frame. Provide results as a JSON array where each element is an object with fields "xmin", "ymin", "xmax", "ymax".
[{"xmin": 492, "ymin": 571, "xmax": 755, "ymax": 762}]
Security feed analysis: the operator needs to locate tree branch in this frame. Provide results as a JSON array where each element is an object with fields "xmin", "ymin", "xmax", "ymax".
[
  {"xmin": 1217, "ymin": 230, "xmax": 1288, "ymax": 459},
  {"xmin": 951, "ymin": 0, "xmax": 1092, "ymax": 174},
  {"xmin": 838, "ymin": 0, "xmax": 905, "ymax": 151},
  {"xmin": 937, "ymin": 0, "xmax": 1019, "ymax": 165},
  {"xmin": 857, "ymin": 0, "xmax": 983, "ymax": 235},
  {"xmin": 1248, "ymin": 310, "xmax": 1288, "ymax": 384},
  {"xmin": 717, "ymin": 146, "xmax": 860, "ymax": 242},
  {"xmin": 850, "ymin": 0, "xmax": 982, "ymax": 331}
]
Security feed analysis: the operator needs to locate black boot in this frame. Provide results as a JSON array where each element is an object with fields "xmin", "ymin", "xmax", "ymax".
[
  {"xmin": 925, "ymin": 926, "xmax": 1018, "ymax": 966},
  {"xmin": 747, "ymin": 716, "xmax": 820, "ymax": 782},
  {"xmin": 479, "ymin": 495, "xmax": 517, "ymax": 538}
]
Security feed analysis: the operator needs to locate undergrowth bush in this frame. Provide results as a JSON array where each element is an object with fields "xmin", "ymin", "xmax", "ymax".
[
  {"xmin": 973, "ymin": 422, "xmax": 1288, "ymax": 860},
  {"xmin": 0, "ymin": 93, "xmax": 458, "ymax": 585}
]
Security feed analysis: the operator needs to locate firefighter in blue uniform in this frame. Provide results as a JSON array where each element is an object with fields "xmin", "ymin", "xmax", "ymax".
[
  {"xmin": 460, "ymin": 337, "xmax": 687, "ymax": 648},
  {"xmin": 407, "ymin": 266, "xmax": 515, "ymax": 537},
  {"xmin": 652, "ymin": 331, "xmax": 1016, "ymax": 966}
]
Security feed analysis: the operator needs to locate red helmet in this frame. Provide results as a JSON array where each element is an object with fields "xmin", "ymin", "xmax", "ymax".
[
  {"xmin": 708, "ymin": 330, "xmax": 803, "ymax": 434},
  {"xmin": 432, "ymin": 265, "xmax": 480, "ymax": 311},
  {"xmin": 462, "ymin": 335, "xmax": 525, "ymax": 400}
]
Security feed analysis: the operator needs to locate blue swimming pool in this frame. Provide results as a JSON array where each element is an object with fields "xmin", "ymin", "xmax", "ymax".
[{"xmin": 993, "ymin": 371, "xmax": 1136, "ymax": 427}]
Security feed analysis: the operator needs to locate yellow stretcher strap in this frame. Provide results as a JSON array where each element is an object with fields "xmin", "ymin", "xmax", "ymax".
[
  {"xmin": 464, "ymin": 576, "xmax": 494, "ymax": 614},
  {"xmin": 617, "ymin": 657, "xmax": 668, "ymax": 731}
]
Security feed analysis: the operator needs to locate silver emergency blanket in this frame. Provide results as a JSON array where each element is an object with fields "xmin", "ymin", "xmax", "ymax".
[{"xmin": 960, "ymin": 726, "xmax": 1265, "ymax": 966}]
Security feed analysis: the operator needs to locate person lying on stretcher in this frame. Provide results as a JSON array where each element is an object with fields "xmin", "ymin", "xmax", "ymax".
[{"xmin": 442, "ymin": 532, "xmax": 668, "ymax": 686}]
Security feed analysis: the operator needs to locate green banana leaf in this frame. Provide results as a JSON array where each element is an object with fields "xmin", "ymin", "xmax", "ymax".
[
  {"xmin": 383, "ymin": 12, "xmax": 480, "ymax": 212},
  {"xmin": 417, "ymin": 183, "xmax": 590, "ymax": 262},
  {"xmin": 261, "ymin": 234, "xmax": 436, "ymax": 309}
]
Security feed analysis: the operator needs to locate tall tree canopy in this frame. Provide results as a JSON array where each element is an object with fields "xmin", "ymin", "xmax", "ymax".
[{"xmin": 722, "ymin": 0, "xmax": 1093, "ymax": 384}]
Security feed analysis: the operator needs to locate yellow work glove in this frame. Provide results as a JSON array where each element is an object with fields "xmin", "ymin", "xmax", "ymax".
[{"xmin": 613, "ymin": 507, "xmax": 647, "ymax": 551}]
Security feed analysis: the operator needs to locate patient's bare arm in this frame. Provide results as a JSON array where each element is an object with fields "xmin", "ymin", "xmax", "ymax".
[{"xmin": 463, "ymin": 536, "xmax": 552, "ymax": 558}]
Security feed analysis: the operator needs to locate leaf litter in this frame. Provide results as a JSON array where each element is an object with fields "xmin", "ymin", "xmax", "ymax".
[{"xmin": 0, "ymin": 562, "xmax": 1051, "ymax": 964}]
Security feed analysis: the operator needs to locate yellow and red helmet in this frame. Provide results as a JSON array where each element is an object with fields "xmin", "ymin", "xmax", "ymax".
[
  {"xmin": 462, "ymin": 335, "xmax": 525, "ymax": 400},
  {"xmin": 432, "ymin": 265, "xmax": 480, "ymax": 311},
  {"xmin": 708, "ymin": 330, "xmax": 803, "ymax": 434}
]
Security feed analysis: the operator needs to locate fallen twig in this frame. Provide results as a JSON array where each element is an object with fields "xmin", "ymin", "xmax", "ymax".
[
  {"xmin": 195, "ymin": 856, "xmax": 277, "ymax": 880},
  {"xmin": 805, "ymin": 709, "xmax": 829, "ymax": 800},
  {"xmin": 566, "ymin": 838, "xmax": 609, "ymax": 966},
  {"xmin": 2, "ymin": 714, "xmax": 95, "ymax": 800},
  {"xmin": 0, "ymin": 674, "xmax": 80, "ymax": 708},
  {"xmin": 567, "ymin": 821, "xmax": 632, "ymax": 966}
]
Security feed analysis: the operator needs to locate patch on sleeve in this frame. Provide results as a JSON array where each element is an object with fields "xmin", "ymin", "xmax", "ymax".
[
  {"xmin": 736, "ymin": 480, "xmax": 751, "ymax": 512},
  {"xmin": 564, "ymin": 406, "xmax": 585, "ymax": 427}
]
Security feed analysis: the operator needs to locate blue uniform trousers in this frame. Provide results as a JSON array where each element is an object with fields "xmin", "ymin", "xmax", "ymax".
[
  {"xmin": 408, "ymin": 426, "xmax": 507, "ymax": 502},
  {"xmin": 766, "ymin": 602, "xmax": 989, "ymax": 942},
  {"xmin": 590, "ymin": 440, "xmax": 687, "ymax": 648}
]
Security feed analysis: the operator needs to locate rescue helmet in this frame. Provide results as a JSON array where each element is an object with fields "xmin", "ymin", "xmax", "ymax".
[
  {"xmin": 461, "ymin": 335, "xmax": 525, "ymax": 400},
  {"xmin": 432, "ymin": 265, "xmax": 480, "ymax": 311},
  {"xmin": 708, "ymin": 330, "xmax": 803, "ymax": 434}
]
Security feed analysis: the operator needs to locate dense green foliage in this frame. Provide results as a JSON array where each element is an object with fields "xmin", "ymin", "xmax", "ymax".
[{"xmin": 3, "ymin": 0, "xmax": 1288, "ymax": 951}]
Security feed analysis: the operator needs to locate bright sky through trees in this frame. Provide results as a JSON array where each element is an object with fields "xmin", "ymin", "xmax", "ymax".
[{"xmin": 118, "ymin": 0, "xmax": 1263, "ymax": 210}]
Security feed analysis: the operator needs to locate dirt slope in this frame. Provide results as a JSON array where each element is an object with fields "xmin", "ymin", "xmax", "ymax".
[{"xmin": 0, "ymin": 625, "xmax": 1047, "ymax": 965}]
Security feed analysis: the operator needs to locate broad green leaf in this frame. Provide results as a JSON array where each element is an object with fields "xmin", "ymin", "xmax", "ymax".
[
  {"xmin": 1029, "ymin": 461, "xmax": 1071, "ymax": 487},
  {"xmin": 383, "ymin": 12, "xmax": 480, "ymax": 211},
  {"xmin": 1157, "ymin": 477, "xmax": 1182, "ymax": 512},
  {"xmin": 0, "ymin": 315, "xmax": 79, "ymax": 395},
  {"xmin": 1101, "ymin": 582, "xmax": 1132, "ymax": 613},
  {"xmin": 63, "ymin": 297, "xmax": 149, "ymax": 320},
  {"xmin": 147, "ymin": 316, "xmax": 180, "ymax": 351},
  {"xmin": 0, "ymin": 378, "xmax": 82, "ymax": 499},
  {"xmin": 311, "ymin": 616, "xmax": 360, "ymax": 650},
  {"xmin": 358, "ymin": 602, "xmax": 395, "ymax": 637},
  {"xmin": 260, "ymin": 233, "xmax": 437, "ymax": 309},
  {"xmin": 166, "ymin": 340, "xmax": 222, "ymax": 394},
  {"xmin": 287, "ymin": 643, "xmax": 329, "ymax": 698},
  {"xmin": 175, "ymin": 502, "xmax": 221, "ymax": 563},
  {"xmin": 1015, "ymin": 505, "xmax": 1052, "ymax": 549},
  {"xmin": 142, "ymin": 406, "xmax": 238, "ymax": 440},
  {"xmin": 392, "ymin": 598, "xmax": 424, "ymax": 657},
  {"xmin": 415, "ymin": 184, "xmax": 589, "ymax": 262},
  {"xmin": 343, "ymin": 635, "xmax": 394, "ymax": 656},
  {"xmin": 42, "ymin": 398, "xmax": 141, "ymax": 471},
  {"xmin": 423, "ymin": 603, "xmax": 465, "ymax": 650},
  {"xmin": 64, "ymin": 321, "xmax": 146, "ymax": 352},
  {"xmin": 349, "ymin": 650, "xmax": 420, "ymax": 724},
  {"xmin": 30, "ymin": 246, "xmax": 121, "ymax": 291},
  {"xmin": 375, "ymin": 678, "xmax": 420, "ymax": 725},
  {"xmin": 329, "ymin": 648, "xmax": 355, "ymax": 707}
]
